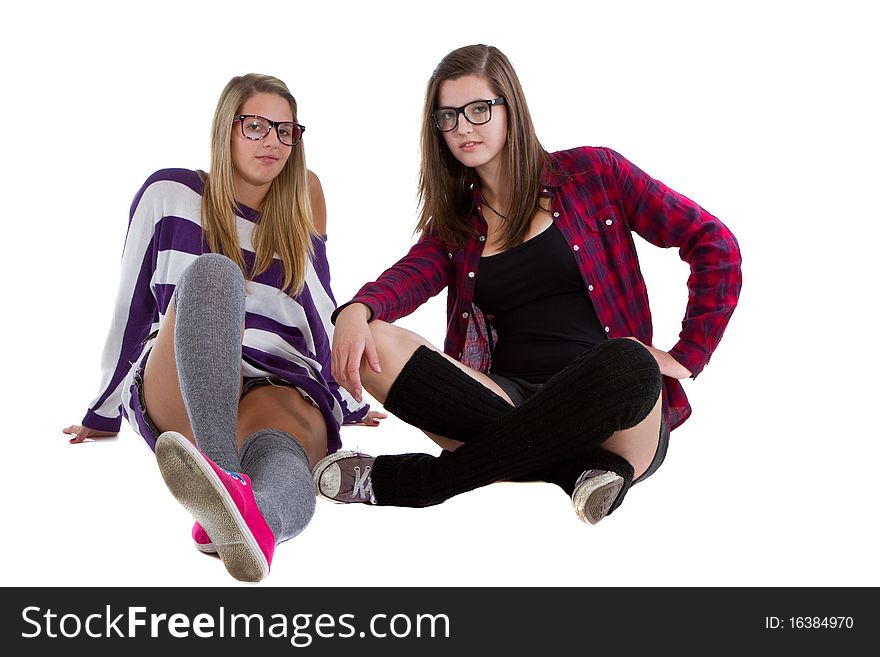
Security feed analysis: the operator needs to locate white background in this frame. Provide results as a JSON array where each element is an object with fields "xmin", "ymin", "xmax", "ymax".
[{"xmin": 1, "ymin": 0, "xmax": 877, "ymax": 587}]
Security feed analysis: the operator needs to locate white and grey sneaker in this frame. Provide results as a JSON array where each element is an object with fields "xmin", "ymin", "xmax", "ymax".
[
  {"xmin": 571, "ymin": 469, "xmax": 624, "ymax": 524},
  {"xmin": 312, "ymin": 451, "xmax": 377, "ymax": 504}
]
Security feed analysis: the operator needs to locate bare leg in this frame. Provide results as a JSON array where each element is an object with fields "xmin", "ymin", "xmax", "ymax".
[
  {"xmin": 361, "ymin": 320, "xmax": 512, "ymax": 451},
  {"xmin": 361, "ymin": 321, "xmax": 513, "ymax": 405},
  {"xmin": 236, "ymin": 385, "xmax": 328, "ymax": 468},
  {"xmin": 146, "ymin": 306, "xmax": 326, "ymax": 465},
  {"xmin": 601, "ymin": 393, "xmax": 662, "ymax": 480},
  {"xmin": 143, "ymin": 301, "xmax": 245, "ymax": 446},
  {"xmin": 143, "ymin": 302, "xmax": 195, "ymax": 442}
]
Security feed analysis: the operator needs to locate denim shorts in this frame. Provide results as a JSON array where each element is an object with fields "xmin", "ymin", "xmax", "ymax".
[{"xmin": 487, "ymin": 373, "xmax": 669, "ymax": 485}]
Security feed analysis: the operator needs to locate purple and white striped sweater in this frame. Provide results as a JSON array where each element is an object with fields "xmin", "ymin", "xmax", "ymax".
[{"xmin": 82, "ymin": 168, "xmax": 368, "ymax": 453}]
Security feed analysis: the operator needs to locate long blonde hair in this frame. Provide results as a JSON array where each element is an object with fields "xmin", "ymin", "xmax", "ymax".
[
  {"xmin": 201, "ymin": 73, "xmax": 315, "ymax": 294},
  {"xmin": 417, "ymin": 45, "xmax": 549, "ymax": 249}
]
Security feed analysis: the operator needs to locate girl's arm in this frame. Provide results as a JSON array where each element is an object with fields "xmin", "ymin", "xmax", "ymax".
[
  {"xmin": 70, "ymin": 174, "xmax": 164, "ymax": 439},
  {"xmin": 332, "ymin": 232, "xmax": 452, "ymax": 325},
  {"xmin": 307, "ymin": 171, "xmax": 382, "ymax": 424},
  {"xmin": 607, "ymin": 148, "xmax": 742, "ymax": 378},
  {"xmin": 330, "ymin": 232, "xmax": 452, "ymax": 400}
]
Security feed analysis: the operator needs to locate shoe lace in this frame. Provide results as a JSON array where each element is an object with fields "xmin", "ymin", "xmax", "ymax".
[
  {"xmin": 350, "ymin": 464, "xmax": 374, "ymax": 502},
  {"xmin": 222, "ymin": 468, "xmax": 248, "ymax": 486}
]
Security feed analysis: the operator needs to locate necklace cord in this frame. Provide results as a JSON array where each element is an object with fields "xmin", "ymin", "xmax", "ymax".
[{"xmin": 482, "ymin": 198, "xmax": 508, "ymax": 220}]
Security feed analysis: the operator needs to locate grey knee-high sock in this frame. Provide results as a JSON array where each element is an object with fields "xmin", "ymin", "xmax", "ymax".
[
  {"xmin": 238, "ymin": 429, "xmax": 316, "ymax": 544},
  {"xmin": 173, "ymin": 254, "xmax": 245, "ymax": 472}
]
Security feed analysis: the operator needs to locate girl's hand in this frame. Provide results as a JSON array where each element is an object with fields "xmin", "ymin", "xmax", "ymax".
[
  {"xmin": 350, "ymin": 411, "xmax": 388, "ymax": 427},
  {"xmin": 62, "ymin": 424, "xmax": 118, "ymax": 444},
  {"xmin": 624, "ymin": 337, "xmax": 692, "ymax": 379},
  {"xmin": 331, "ymin": 303, "xmax": 381, "ymax": 403}
]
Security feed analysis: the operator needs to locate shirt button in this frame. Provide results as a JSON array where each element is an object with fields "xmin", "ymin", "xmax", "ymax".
[
  {"xmin": 605, "ymin": 218, "xmax": 613, "ymax": 226},
  {"xmin": 448, "ymin": 253, "xmax": 453, "ymax": 259},
  {"xmin": 479, "ymin": 235, "xmax": 486, "ymax": 242},
  {"xmin": 573, "ymin": 244, "xmax": 580, "ymax": 251},
  {"xmin": 553, "ymin": 211, "xmax": 560, "ymax": 218},
  {"xmin": 604, "ymin": 326, "xmax": 610, "ymax": 333},
  {"xmin": 458, "ymin": 352, "xmax": 463, "ymax": 359},
  {"xmin": 542, "ymin": 188, "xmax": 548, "ymax": 193},
  {"xmin": 468, "ymin": 271, "xmax": 475, "ymax": 278},
  {"xmin": 469, "ymin": 183, "xmax": 474, "ymax": 190},
  {"xmin": 462, "ymin": 312, "xmax": 469, "ymax": 319},
  {"xmin": 588, "ymin": 284, "xmax": 594, "ymax": 291}
]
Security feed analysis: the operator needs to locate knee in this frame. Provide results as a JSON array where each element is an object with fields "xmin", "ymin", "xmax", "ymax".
[
  {"xmin": 366, "ymin": 320, "xmax": 396, "ymax": 345},
  {"xmin": 601, "ymin": 338, "xmax": 662, "ymax": 394},
  {"xmin": 188, "ymin": 253, "xmax": 244, "ymax": 288},
  {"xmin": 366, "ymin": 320, "xmax": 421, "ymax": 357},
  {"xmin": 176, "ymin": 254, "xmax": 245, "ymax": 306},
  {"xmin": 604, "ymin": 338, "xmax": 656, "ymax": 367},
  {"xmin": 280, "ymin": 414, "xmax": 329, "ymax": 468},
  {"xmin": 611, "ymin": 340, "xmax": 663, "ymax": 427}
]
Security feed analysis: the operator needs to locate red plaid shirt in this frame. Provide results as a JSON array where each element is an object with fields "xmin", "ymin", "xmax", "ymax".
[{"xmin": 339, "ymin": 147, "xmax": 742, "ymax": 431}]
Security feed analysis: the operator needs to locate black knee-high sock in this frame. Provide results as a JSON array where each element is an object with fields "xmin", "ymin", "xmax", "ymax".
[
  {"xmin": 384, "ymin": 346, "xmax": 637, "ymax": 501},
  {"xmin": 383, "ymin": 346, "xmax": 514, "ymax": 443},
  {"xmin": 530, "ymin": 448, "xmax": 635, "ymax": 514},
  {"xmin": 371, "ymin": 338, "xmax": 660, "ymax": 507}
]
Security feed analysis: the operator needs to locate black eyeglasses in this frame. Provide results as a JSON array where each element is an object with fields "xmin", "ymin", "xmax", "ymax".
[
  {"xmin": 431, "ymin": 97, "xmax": 506, "ymax": 132},
  {"xmin": 235, "ymin": 114, "xmax": 305, "ymax": 146}
]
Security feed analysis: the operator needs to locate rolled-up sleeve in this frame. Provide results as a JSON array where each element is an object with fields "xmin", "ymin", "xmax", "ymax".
[{"xmin": 332, "ymin": 233, "xmax": 452, "ymax": 325}]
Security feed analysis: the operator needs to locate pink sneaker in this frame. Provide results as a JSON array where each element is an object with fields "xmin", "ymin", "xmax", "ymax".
[
  {"xmin": 192, "ymin": 523, "xmax": 216, "ymax": 554},
  {"xmin": 156, "ymin": 431, "xmax": 275, "ymax": 582}
]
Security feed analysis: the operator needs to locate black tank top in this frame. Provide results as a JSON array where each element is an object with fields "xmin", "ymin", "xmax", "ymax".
[{"xmin": 473, "ymin": 221, "xmax": 606, "ymax": 383}]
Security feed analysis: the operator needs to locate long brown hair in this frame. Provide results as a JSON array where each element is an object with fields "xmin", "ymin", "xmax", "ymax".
[
  {"xmin": 201, "ymin": 73, "xmax": 315, "ymax": 294},
  {"xmin": 416, "ymin": 45, "xmax": 549, "ymax": 249}
]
